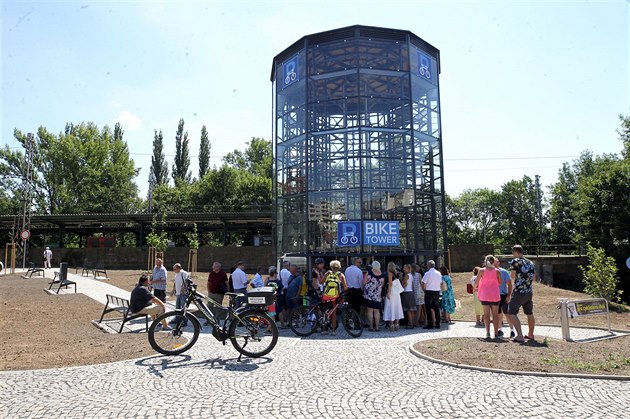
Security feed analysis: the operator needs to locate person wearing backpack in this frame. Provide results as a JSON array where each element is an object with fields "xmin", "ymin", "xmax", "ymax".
[{"xmin": 321, "ymin": 260, "xmax": 347, "ymax": 335}]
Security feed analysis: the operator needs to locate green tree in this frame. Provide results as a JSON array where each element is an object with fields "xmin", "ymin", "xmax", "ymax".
[
  {"xmin": 573, "ymin": 154, "xmax": 630, "ymax": 256},
  {"xmin": 198, "ymin": 125, "xmax": 210, "ymax": 179},
  {"xmin": 498, "ymin": 175, "xmax": 542, "ymax": 246},
  {"xmin": 618, "ymin": 113, "xmax": 630, "ymax": 159},
  {"xmin": 223, "ymin": 137, "xmax": 272, "ymax": 178},
  {"xmin": 547, "ymin": 152, "xmax": 595, "ymax": 244},
  {"xmin": 579, "ymin": 244, "xmax": 622, "ymax": 302},
  {"xmin": 150, "ymin": 129, "xmax": 169, "ymax": 185},
  {"xmin": 0, "ymin": 122, "xmax": 139, "ymax": 214},
  {"xmin": 445, "ymin": 189, "xmax": 502, "ymax": 244},
  {"xmin": 146, "ymin": 214, "xmax": 169, "ymax": 252},
  {"xmin": 152, "ymin": 182, "xmax": 196, "ymax": 213},
  {"xmin": 193, "ymin": 166, "xmax": 241, "ymax": 211},
  {"xmin": 172, "ymin": 118, "xmax": 191, "ymax": 185}
]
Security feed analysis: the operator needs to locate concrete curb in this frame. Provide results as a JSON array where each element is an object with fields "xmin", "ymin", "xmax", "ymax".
[
  {"xmin": 451, "ymin": 319, "xmax": 630, "ymax": 335},
  {"xmin": 409, "ymin": 340, "xmax": 630, "ymax": 381}
]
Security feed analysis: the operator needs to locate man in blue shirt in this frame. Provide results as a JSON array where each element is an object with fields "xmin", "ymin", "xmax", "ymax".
[
  {"xmin": 494, "ymin": 257, "xmax": 515, "ymax": 338},
  {"xmin": 151, "ymin": 258, "xmax": 168, "ymax": 302},
  {"xmin": 285, "ymin": 264, "xmax": 303, "ymax": 312}
]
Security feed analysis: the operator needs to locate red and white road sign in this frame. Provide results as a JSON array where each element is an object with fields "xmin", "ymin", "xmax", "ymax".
[{"xmin": 20, "ymin": 229, "xmax": 30, "ymax": 240}]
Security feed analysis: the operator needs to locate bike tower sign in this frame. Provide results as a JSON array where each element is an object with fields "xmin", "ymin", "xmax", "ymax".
[{"xmin": 337, "ymin": 221, "xmax": 400, "ymax": 247}]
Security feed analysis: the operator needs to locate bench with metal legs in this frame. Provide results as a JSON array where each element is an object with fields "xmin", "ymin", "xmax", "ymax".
[{"xmin": 98, "ymin": 294, "xmax": 149, "ymax": 333}]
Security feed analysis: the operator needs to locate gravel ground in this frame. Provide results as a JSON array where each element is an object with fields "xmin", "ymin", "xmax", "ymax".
[
  {"xmin": 413, "ymin": 335, "xmax": 630, "ymax": 376},
  {"xmin": 0, "ymin": 275, "xmax": 155, "ymax": 371}
]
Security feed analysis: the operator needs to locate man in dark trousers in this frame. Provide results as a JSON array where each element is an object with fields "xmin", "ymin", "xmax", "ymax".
[
  {"xmin": 206, "ymin": 261, "xmax": 228, "ymax": 322},
  {"xmin": 421, "ymin": 260, "xmax": 443, "ymax": 329}
]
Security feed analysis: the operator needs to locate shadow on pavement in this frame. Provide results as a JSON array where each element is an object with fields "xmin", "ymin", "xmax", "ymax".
[{"xmin": 134, "ymin": 354, "xmax": 272, "ymax": 377}]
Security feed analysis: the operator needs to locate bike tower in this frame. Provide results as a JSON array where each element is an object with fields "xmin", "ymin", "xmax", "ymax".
[{"xmin": 271, "ymin": 25, "xmax": 447, "ymax": 272}]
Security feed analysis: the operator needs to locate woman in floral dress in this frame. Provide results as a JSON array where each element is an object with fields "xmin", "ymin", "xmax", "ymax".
[{"xmin": 440, "ymin": 266, "xmax": 456, "ymax": 323}]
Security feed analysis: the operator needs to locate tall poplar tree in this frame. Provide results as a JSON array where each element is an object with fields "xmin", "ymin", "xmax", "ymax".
[
  {"xmin": 172, "ymin": 118, "xmax": 191, "ymax": 185},
  {"xmin": 198, "ymin": 125, "xmax": 210, "ymax": 179},
  {"xmin": 150, "ymin": 129, "xmax": 169, "ymax": 185}
]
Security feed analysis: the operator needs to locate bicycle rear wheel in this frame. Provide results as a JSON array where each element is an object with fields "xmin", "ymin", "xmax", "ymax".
[
  {"xmin": 148, "ymin": 311, "xmax": 200, "ymax": 355},
  {"xmin": 342, "ymin": 307, "xmax": 363, "ymax": 338},
  {"xmin": 289, "ymin": 305, "xmax": 318, "ymax": 337},
  {"xmin": 229, "ymin": 309, "xmax": 278, "ymax": 358}
]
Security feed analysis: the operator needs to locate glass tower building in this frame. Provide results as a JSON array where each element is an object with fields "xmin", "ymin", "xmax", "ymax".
[{"xmin": 271, "ymin": 25, "xmax": 447, "ymax": 266}]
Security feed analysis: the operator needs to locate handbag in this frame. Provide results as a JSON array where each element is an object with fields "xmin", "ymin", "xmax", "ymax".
[
  {"xmin": 391, "ymin": 278, "xmax": 404, "ymax": 295},
  {"xmin": 466, "ymin": 283, "xmax": 474, "ymax": 294},
  {"xmin": 440, "ymin": 280, "xmax": 448, "ymax": 292}
]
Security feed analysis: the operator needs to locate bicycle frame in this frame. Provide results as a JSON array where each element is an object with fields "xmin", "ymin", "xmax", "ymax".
[{"xmin": 179, "ymin": 284, "xmax": 253, "ymax": 331}]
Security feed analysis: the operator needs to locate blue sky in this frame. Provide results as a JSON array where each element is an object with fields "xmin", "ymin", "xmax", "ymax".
[{"xmin": 2, "ymin": 0, "xmax": 628, "ymax": 198}]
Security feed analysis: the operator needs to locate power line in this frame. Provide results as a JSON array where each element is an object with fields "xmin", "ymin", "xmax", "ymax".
[
  {"xmin": 444, "ymin": 155, "xmax": 579, "ymax": 161},
  {"xmin": 447, "ymin": 165, "xmax": 561, "ymax": 172}
]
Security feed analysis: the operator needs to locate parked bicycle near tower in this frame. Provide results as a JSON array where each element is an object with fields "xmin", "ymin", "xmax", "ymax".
[
  {"xmin": 147, "ymin": 275, "xmax": 278, "ymax": 360},
  {"xmin": 288, "ymin": 289, "xmax": 363, "ymax": 338}
]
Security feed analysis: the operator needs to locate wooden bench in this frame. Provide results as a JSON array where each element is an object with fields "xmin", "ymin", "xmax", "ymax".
[
  {"xmin": 22, "ymin": 262, "xmax": 44, "ymax": 278},
  {"xmin": 98, "ymin": 294, "xmax": 149, "ymax": 333},
  {"xmin": 48, "ymin": 271, "xmax": 77, "ymax": 294}
]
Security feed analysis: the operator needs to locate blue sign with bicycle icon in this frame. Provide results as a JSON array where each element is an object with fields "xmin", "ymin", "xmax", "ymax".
[
  {"xmin": 283, "ymin": 55, "xmax": 299, "ymax": 88},
  {"xmin": 337, "ymin": 221, "xmax": 400, "ymax": 247},
  {"xmin": 337, "ymin": 221, "xmax": 361, "ymax": 246},
  {"xmin": 417, "ymin": 51, "xmax": 431, "ymax": 80}
]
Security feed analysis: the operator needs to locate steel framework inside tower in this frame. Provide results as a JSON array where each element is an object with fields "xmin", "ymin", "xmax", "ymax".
[{"xmin": 271, "ymin": 25, "xmax": 447, "ymax": 262}]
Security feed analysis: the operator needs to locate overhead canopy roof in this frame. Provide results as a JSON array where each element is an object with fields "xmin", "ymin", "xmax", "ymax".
[{"xmin": 0, "ymin": 210, "xmax": 273, "ymax": 234}]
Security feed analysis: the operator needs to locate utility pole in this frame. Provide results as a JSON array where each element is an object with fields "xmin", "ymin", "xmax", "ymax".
[
  {"xmin": 20, "ymin": 133, "xmax": 35, "ymax": 269},
  {"xmin": 535, "ymin": 174, "xmax": 544, "ymax": 255}
]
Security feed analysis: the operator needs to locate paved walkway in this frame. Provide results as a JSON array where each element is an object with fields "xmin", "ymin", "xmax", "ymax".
[{"xmin": 2, "ymin": 271, "xmax": 629, "ymax": 418}]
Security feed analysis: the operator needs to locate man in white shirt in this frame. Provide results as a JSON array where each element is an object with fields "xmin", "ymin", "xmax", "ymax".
[
  {"xmin": 421, "ymin": 260, "xmax": 443, "ymax": 329},
  {"xmin": 43, "ymin": 247, "xmax": 53, "ymax": 269},
  {"xmin": 170, "ymin": 263, "xmax": 189, "ymax": 326},
  {"xmin": 344, "ymin": 257, "xmax": 364, "ymax": 315},
  {"xmin": 231, "ymin": 261, "xmax": 248, "ymax": 294}
]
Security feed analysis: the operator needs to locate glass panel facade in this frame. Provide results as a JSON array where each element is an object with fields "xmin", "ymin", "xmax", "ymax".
[{"xmin": 273, "ymin": 26, "xmax": 446, "ymax": 261}]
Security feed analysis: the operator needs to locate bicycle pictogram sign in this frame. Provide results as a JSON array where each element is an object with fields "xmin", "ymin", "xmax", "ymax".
[
  {"xmin": 418, "ymin": 51, "xmax": 431, "ymax": 80},
  {"xmin": 283, "ymin": 56, "xmax": 299, "ymax": 88}
]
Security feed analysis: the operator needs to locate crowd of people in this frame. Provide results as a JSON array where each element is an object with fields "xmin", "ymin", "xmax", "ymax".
[{"xmin": 129, "ymin": 244, "xmax": 535, "ymax": 342}]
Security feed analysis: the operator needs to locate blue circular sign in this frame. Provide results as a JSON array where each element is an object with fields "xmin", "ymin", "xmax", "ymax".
[{"xmin": 626, "ymin": 257, "xmax": 630, "ymax": 270}]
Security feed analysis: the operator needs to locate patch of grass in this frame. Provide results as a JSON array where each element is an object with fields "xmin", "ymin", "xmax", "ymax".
[
  {"xmin": 541, "ymin": 355, "xmax": 561, "ymax": 365},
  {"xmin": 609, "ymin": 302, "xmax": 630, "ymax": 313},
  {"xmin": 442, "ymin": 343, "xmax": 459, "ymax": 353},
  {"xmin": 542, "ymin": 336, "xmax": 550, "ymax": 347},
  {"xmin": 564, "ymin": 359, "xmax": 594, "ymax": 371}
]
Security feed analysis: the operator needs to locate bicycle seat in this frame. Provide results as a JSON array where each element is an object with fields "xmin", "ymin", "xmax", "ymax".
[{"xmin": 225, "ymin": 292, "xmax": 245, "ymax": 298}]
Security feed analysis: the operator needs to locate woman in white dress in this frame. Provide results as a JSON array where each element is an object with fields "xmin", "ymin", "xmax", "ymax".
[{"xmin": 383, "ymin": 262, "xmax": 404, "ymax": 331}]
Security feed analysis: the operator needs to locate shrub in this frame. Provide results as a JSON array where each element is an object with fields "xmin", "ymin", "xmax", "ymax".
[{"xmin": 579, "ymin": 244, "xmax": 622, "ymax": 303}]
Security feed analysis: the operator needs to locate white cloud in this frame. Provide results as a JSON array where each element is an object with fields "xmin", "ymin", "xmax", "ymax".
[{"xmin": 116, "ymin": 110, "xmax": 142, "ymax": 131}]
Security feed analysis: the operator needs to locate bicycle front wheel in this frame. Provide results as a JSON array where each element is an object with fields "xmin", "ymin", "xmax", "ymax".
[
  {"xmin": 289, "ymin": 305, "xmax": 318, "ymax": 337},
  {"xmin": 229, "ymin": 309, "xmax": 278, "ymax": 358},
  {"xmin": 342, "ymin": 307, "xmax": 363, "ymax": 338},
  {"xmin": 148, "ymin": 311, "xmax": 200, "ymax": 355}
]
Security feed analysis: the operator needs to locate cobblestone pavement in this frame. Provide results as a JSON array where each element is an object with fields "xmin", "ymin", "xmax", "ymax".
[{"xmin": 1, "ymin": 321, "xmax": 628, "ymax": 419}]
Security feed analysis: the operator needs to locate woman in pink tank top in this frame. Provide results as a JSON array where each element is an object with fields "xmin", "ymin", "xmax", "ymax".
[{"xmin": 474, "ymin": 255, "xmax": 502, "ymax": 339}]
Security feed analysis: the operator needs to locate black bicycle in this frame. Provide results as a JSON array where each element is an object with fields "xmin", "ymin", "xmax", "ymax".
[
  {"xmin": 148, "ymin": 276, "xmax": 278, "ymax": 359},
  {"xmin": 289, "ymin": 290, "xmax": 363, "ymax": 338}
]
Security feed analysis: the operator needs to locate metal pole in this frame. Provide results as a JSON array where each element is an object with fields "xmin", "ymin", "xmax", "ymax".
[
  {"xmin": 605, "ymin": 299, "xmax": 612, "ymax": 335},
  {"xmin": 559, "ymin": 298, "xmax": 571, "ymax": 341}
]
